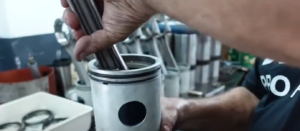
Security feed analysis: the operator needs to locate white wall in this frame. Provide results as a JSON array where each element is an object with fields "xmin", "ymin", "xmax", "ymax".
[{"xmin": 0, "ymin": 0, "xmax": 65, "ymax": 38}]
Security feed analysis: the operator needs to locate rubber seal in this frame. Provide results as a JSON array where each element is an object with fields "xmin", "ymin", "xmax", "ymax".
[
  {"xmin": 0, "ymin": 122, "xmax": 23, "ymax": 131},
  {"xmin": 22, "ymin": 110, "xmax": 54, "ymax": 126}
]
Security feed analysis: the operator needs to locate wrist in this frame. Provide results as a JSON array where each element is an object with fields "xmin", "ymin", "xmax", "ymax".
[{"xmin": 176, "ymin": 99, "xmax": 195, "ymax": 123}]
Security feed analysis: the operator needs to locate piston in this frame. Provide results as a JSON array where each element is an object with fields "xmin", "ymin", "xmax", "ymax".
[
  {"xmin": 195, "ymin": 36, "xmax": 212, "ymax": 85},
  {"xmin": 88, "ymin": 54, "xmax": 161, "ymax": 131}
]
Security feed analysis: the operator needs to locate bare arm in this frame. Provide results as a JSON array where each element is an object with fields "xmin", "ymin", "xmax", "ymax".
[
  {"xmin": 176, "ymin": 87, "xmax": 259, "ymax": 131},
  {"xmin": 146, "ymin": 0, "xmax": 300, "ymax": 66}
]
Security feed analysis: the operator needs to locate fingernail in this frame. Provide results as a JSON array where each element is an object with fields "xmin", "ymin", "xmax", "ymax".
[
  {"xmin": 164, "ymin": 126, "xmax": 170, "ymax": 131},
  {"xmin": 79, "ymin": 52, "xmax": 86, "ymax": 61}
]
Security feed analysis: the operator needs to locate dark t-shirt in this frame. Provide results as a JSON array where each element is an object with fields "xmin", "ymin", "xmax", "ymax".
[{"xmin": 242, "ymin": 58, "xmax": 300, "ymax": 131}]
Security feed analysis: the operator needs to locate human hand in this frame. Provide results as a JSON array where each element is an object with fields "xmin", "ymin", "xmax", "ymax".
[
  {"xmin": 160, "ymin": 97, "xmax": 189, "ymax": 131},
  {"xmin": 61, "ymin": 0, "xmax": 156, "ymax": 60}
]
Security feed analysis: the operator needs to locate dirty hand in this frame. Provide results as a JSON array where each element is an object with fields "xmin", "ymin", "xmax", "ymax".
[
  {"xmin": 61, "ymin": 0, "xmax": 156, "ymax": 61},
  {"xmin": 161, "ymin": 97, "xmax": 188, "ymax": 131}
]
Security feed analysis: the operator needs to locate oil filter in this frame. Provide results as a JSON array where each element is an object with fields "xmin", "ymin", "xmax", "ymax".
[{"xmin": 88, "ymin": 54, "xmax": 161, "ymax": 131}]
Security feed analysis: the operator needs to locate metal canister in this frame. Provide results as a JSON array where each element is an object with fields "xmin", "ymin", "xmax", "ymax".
[
  {"xmin": 178, "ymin": 65, "xmax": 190, "ymax": 95},
  {"xmin": 164, "ymin": 69, "xmax": 180, "ymax": 98},
  {"xmin": 195, "ymin": 36, "xmax": 212, "ymax": 85},
  {"xmin": 174, "ymin": 34, "xmax": 189, "ymax": 64},
  {"xmin": 210, "ymin": 40, "xmax": 222, "ymax": 82},
  {"xmin": 52, "ymin": 58, "xmax": 72, "ymax": 97},
  {"xmin": 88, "ymin": 54, "xmax": 161, "ymax": 131},
  {"xmin": 188, "ymin": 34, "xmax": 198, "ymax": 90}
]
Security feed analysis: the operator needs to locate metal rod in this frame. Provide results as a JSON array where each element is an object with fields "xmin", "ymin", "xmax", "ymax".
[{"xmin": 67, "ymin": 0, "xmax": 127, "ymax": 70}]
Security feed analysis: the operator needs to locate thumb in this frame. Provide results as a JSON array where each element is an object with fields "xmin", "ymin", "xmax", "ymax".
[
  {"xmin": 161, "ymin": 111, "xmax": 177, "ymax": 131},
  {"xmin": 74, "ymin": 30, "xmax": 117, "ymax": 61}
]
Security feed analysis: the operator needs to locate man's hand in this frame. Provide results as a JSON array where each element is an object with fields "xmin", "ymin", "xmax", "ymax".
[
  {"xmin": 161, "ymin": 97, "xmax": 189, "ymax": 131},
  {"xmin": 61, "ymin": 0, "xmax": 156, "ymax": 61}
]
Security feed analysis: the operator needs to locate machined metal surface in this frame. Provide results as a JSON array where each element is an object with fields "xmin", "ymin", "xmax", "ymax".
[
  {"xmin": 88, "ymin": 54, "xmax": 161, "ymax": 131},
  {"xmin": 210, "ymin": 40, "xmax": 222, "ymax": 82},
  {"xmin": 67, "ymin": 0, "xmax": 127, "ymax": 70},
  {"xmin": 195, "ymin": 36, "xmax": 212, "ymax": 84}
]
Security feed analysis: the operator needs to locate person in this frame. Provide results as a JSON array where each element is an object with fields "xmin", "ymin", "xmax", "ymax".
[
  {"xmin": 60, "ymin": 0, "xmax": 300, "ymax": 131},
  {"xmin": 61, "ymin": 0, "xmax": 300, "ymax": 66}
]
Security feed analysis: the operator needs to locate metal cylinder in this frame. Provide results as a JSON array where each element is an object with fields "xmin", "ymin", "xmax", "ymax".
[
  {"xmin": 164, "ymin": 69, "xmax": 180, "ymax": 98},
  {"xmin": 174, "ymin": 34, "xmax": 189, "ymax": 64},
  {"xmin": 52, "ymin": 58, "xmax": 72, "ymax": 97},
  {"xmin": 195, "ymin": 36, "xmax": 212, "ymax": 84},
  {"xmin": 88, "ymin": 54, "xmax": 161, "ymax": 131},
  {"xmin": 210, "ymin": 40, "xmax": 222, "ymax": 82},
  {"xmin": 75, "ymin": 80, "xmax": 93, "ymax": 107},
  {"xmin": 179, "ymin": 65, "xmax": 190, "ymax": 94}
]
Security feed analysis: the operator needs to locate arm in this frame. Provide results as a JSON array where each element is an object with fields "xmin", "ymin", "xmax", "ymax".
[
  {"xmin": 176, "ymin": 87, "xmax": 258, "ymax": 131},
  {"xmin": 145, "ymin": 0, "xmax": 300, "ymax": 66}
]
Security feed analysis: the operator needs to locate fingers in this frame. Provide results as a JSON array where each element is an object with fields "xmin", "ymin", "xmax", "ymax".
[
  {"xmin": 74, "ymin": 30, "xmax": 115, "ymax": 61},
  {"xmin": 63, "ymin": 8, "xmax": 80, "ymax": 30},
  {"xmin": 60, "ymin": 0, "xmax": 69, "ymax": 7},
  {"xmin": 73, "ymin": 29, "xmax": 85, "ymax": 40}
]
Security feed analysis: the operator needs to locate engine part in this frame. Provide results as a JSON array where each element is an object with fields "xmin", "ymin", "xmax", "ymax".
[
  {"xmin": 178, "ymin": 65, "xmax": 190, "ymax": 94},
  {"xmin": 164, "ymin": 68, "xmax": 180, "ymax": 98},
  {"xmin": 54, "ymin": 18, "xmax": 90, "ymax": 85},
  {"xmin": 88, "ymin": 54, "xmax": 161, "ymax": 131},
  {"xmin": 75, "ymin": 80, "xmax": 93, "ymax": 107},
  {"xmin": 210, "ymin": 40, "xmax": 222, "ymax": 82},
  {"xmin": 67, "ymin": 0, "xmax": 127, "ymax": 70},
  {"xmin": 196, "ymin": 36, "xmax": 212, "ymax": 84}
]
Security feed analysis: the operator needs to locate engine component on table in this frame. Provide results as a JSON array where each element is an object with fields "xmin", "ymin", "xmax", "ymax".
[
  {"xmin": 195, "ymin": 36, "xmax": 212, "ymax": 85},
  {"xmin": 88, "ymin": 54, "xmax": 161, "ymax": 131},
  {"xmin": 67, "ymin": 0, "xmax": 127, "ymax": 70},
  {"xmin": 210, "ymin": 40, "xmax": 222, "ymax": 82},
  {"xmin": 178, "ymin": 65, "xmax": 191, "ymax": 95}
]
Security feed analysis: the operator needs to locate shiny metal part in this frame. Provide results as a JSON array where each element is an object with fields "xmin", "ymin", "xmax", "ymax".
[
  {"xmin": 67, "ymin": 0, "xmax": 127, "ymax": 70},
  {"xmin": 54, "ymin": 18, "xmax": 90, "ymax": 85},
  {"xmin": 28, "ymin": 54, "xmax": 41, "ymax": 79},
  {"xmin": 195, "ymin": 36, "xmax": 212, "ymax": 84},
  {"xmin": 88, "ymin": 54, "xmax": 161, "ymax": 131}
]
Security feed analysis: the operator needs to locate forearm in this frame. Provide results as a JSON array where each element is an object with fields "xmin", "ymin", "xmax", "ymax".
[
  {"xmin": 146, "ymin": 0, "xmax": 300, "ymax": 67},
  {"xmin": 175, "ymin": 87, "xmax": 259, "ymax": 131}
]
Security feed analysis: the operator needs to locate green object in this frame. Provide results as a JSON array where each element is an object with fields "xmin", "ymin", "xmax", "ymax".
[
  {"xmin": 240, "ymin": 52, "xmax": 255, "ymax": 68},
  {"xmin": 228, "ymin": 49, "xmax": 241, "ymax": 62},
  {"xmin": 228, "ymin": 48, "xmax": 255, "ymax": 68}
]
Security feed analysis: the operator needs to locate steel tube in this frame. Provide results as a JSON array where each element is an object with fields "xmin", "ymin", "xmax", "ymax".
[
  {"xmin": 88, "ymin": 54, "xmax": 161, "ymax": 131},
  {"xmin": 67, "ymin": 0, "xmax": 127, "ymax": 70}
]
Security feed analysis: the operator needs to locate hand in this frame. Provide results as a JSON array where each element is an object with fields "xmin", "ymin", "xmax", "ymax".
[
  {"xmin": 161, "ymin": 97, "xmax": 189, "ymax": 131},
  {"xmin": 61, "ymin": 0, "xmax": 156, "ymax": 60}
]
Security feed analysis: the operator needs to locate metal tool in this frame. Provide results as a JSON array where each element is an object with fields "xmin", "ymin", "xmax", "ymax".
[
  {"xmin": 28, "ymin": 54, "xmax": 41, "ymax": 79},
  {"xmin": 88, "ymin": 54, "xmax": 161, "ymax": 131},
  {"xmin": 54, "ymin": 18, "xmax": 90, "ymax": 85},
  {"xmin": 67, "ymin": 0, "xmax": 127, "ymax": 70}
]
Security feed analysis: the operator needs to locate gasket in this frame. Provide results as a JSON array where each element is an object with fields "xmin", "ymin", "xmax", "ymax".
[{"xmin": 22, "ymin": 110, "xmax": 54, "ymax": 126}]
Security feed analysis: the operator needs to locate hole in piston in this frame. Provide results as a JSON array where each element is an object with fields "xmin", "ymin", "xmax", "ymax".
[{"xmin": 118, "ymin": 101, "xmax": 147, "ymax": 126}]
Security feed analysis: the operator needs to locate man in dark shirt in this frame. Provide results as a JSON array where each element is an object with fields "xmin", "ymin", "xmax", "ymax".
[{"xmin": 161, "ymin": 58, "xmax": 300, "ymax": 131}]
